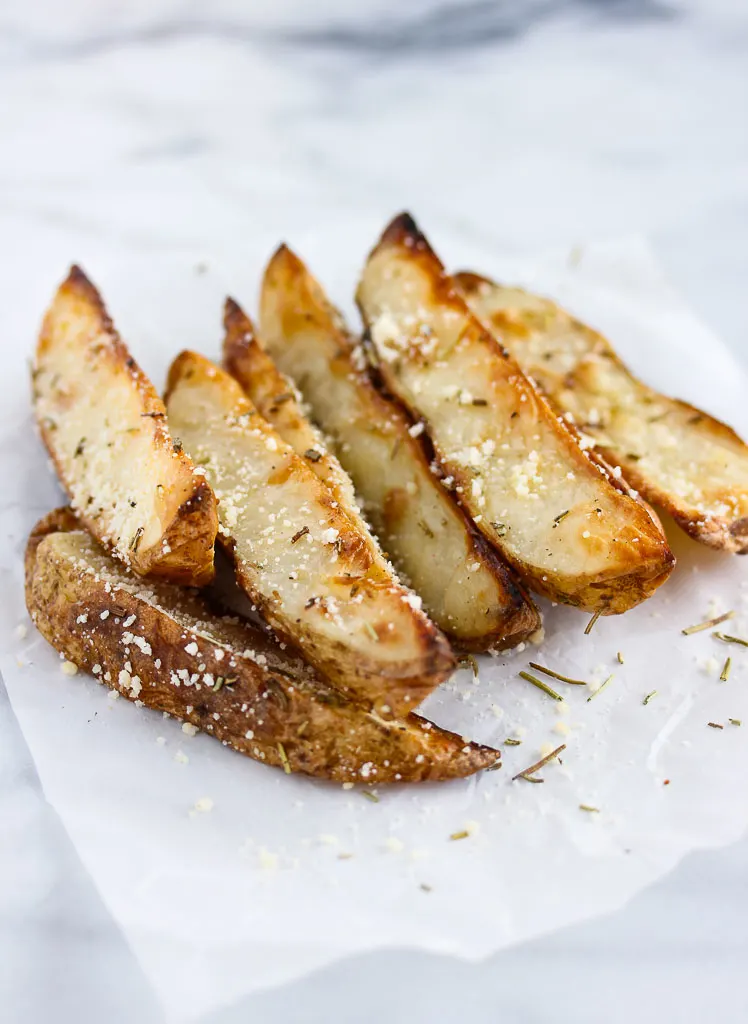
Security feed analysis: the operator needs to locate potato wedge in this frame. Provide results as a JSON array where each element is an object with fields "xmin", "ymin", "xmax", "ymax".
[
  {"xmin": 456, "ymin": 273, "xmax": 748, "ymax": 554},
  {"xmin": 356, "ymin": 215, "xmax": 675, "ymax": 614},
  {"xmin": 223, "ymin": 297, "xmax": 386, "ymax": 567},
  {"xmin": 165, "ymin": 351, "xmax": 454, "ymax": 715},
  {"xmin": 258, "ymin": 244, "xmax": 540, "ymax": 650},
  {"xmin": 26, "ymin": 509, "xmax": 497, "ymax": 782},
  {"xmin": 33, "ymin": 266, "xmax": 218, "ymax": 585}
]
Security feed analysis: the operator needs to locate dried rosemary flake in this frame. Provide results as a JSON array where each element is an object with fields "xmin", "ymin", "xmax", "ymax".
[
  {"xmin": 707, "ymin": 722, "xmax": 724, "ymax": 730},
  {"xmin": 519, "ymin": 670, "xmax": 563, "ymax": 702},
  {"xmin": 587, "ymin": 674, "xmax": 614, "ymax": 702},
  {"xmin": 642, "ymin": 690, "xmax": 657, "ymax": 705},
  {"xmin": 617, "ymin": 651, "xmax": 624, "ymax": 664},
  {"xmin": 362, "ymin": 790, "xmax": 379, "ymax": 803},
  {"xmin": 579, "ymin": 804, "xmax": 600, "ymax": 813},
  {"xmin": 682, "ymin": 610, "xmax": 734, "ymax": 635},
  {"xmin": 529, "ymin": 661, "xmax": 588, "ymax": 686},
  {"xmin": 303, "ymin": 448, "xmax": 322, "ymax": 462},
  {"xmin": 363, "ymin": 622, "xmax": 380, "ymax": 642},
  {"xmin": 450, "ymin": 830, "xmax": 470, "ymax": 841},
  {"xmin": 512, "ymin": 743, "xmax": 566, "ymax": 782},
  {"xmin": 729, "ymin": 718, "xmax": 742, "ymax": 727},
  {"xmin": 584, "ymin": 609, "xmax": 602, "ymax": 635},
  {"xmin": 212, "ymin": 677, "xmax": 225, "ymax": 692},
  {"xmin": 296, "ymin": 720, "xmax": 309, "ymax": 736},
  {"xmin": 553, "ymin": 510, "xmax": 570, "ymax": 527},
  {"xmin": 290, "ymin": 525, "xmax": 310, "ymax": 544},
  {"xmin": 720, "ymin": 657, "xmax": 732, "ymax": 682},
  {"xmin": 129, "ymin": 527, "xmax": 144, "ymax": 553},
  {"xmin": 418, "ymin": 520, "xmax": 435, "ymax": 538},
  {"xmin": 504, "ymin": 738, "xmax": 522, "ymax": 747},
  {"xmin": 714, "ymin": 632, "xmax": 748, "ymax": 648},
  {"xmin": 277, "ymin": 742, "xmax": 291, "ymax": 774},
  {"xmin": 486, "ymin": 759, "xmax": 503, "ymax": 771}
]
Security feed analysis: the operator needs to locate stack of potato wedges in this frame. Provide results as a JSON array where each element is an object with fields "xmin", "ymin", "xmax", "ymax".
[{"xmin": 26, "ymin": 214, "xmax": 748, "ymax": 783}]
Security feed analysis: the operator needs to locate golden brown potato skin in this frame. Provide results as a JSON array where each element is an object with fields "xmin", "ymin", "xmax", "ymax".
[
  {"xmin": 357, "ymin": 214, "xmax": 675, "ymax": 615},
  {"xmin": 25, "ymin": 509, "xmax": 499, "ymax": 783},
  {"xmin": 456, "ymin": 272, "xmax": 748, "ymax": 554},
  {"xmin": 257, "ymin": 244, "xmax": 540, "ymax": 650},
  {"xmin": 165, "ymin": 351, "xmax": 456, "ymax": 716},
  {"xmin": 33, "ymin": 266, "xmax": 218, "ymax": 585}
]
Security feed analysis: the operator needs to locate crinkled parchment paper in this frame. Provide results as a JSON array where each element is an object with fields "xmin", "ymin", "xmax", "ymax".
[{"xmin": 1, "ymin": 220, "xmax": 747, "ymax": 1023}]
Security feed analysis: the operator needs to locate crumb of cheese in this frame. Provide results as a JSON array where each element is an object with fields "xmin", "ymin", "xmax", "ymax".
[{"xmin": 258, "ymin": 847, "xmax": 279, "ymax": 870}]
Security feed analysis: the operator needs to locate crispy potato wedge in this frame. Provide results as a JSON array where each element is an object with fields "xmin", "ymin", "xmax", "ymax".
[
  {"xmin": 223, "ymin": 297, "xmax": 386, "ymax": 567},
  {"xmin": 33, "ymin": 266, "xmax": 218, "ymax": 585},
  {"xmin": 356, "ymin": 215, "xmax": 675, "ymax": 614},
  {"xmin": 165, "ymin": 351, "xmax": 454, "ymax": 715},
  {"xmin": 258, "ymin": 244, "xmax": 540, "ymax": 650},
  {"xmin": 456, "ymin": 273, "xmax": 748, "ymax": 554},
  {"xmin": 26, "ymin": 509, "xmax": 497, "ymax": 782}
]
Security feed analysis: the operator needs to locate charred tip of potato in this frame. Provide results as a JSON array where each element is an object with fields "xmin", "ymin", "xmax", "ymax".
[
  {"xmin": 408, "ymin": 714, "xmax": 500, "ymax": 776},
  {"xmin": 223, "ymin": 296, "xmax": 254, "ymax": 335},
  {"xmin": 378, "ymin": 211, "xmax": 425, "ymax": 251},
  {"xmin": 265, "ymin": 242, "xmax": 302, "ymax": 280},
  {"xmin": 64, "ymin": 263, "xmax": 99, "ymax": 298},
  {"xmin": 662, "ymin": 544, "xmax": 677, "ymax": 571},
  {"xmin": 56, "ymin": 264, "xmax": 116, "ymax": 336}
]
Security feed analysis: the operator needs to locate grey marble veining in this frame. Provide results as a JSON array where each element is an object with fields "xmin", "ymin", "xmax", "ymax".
[{"xmin": 1, "ymin": 2, "xmax": 747, "ymax": 1021}]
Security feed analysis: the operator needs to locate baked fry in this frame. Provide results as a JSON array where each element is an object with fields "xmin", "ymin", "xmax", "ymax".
[
  {"xmin": 165, "ymin": 351, "xmax": 455, "ymax": 714},
  {"xmin": 356, "ymin": 214, "xmax": 674, "ymax": 614},
  {"xmin": 456, "ymin": 272, "xmax": 748, "ymax": 553},
  {"xmin": 25, "ymin": 509, "xmax": 497, "ymax": 782},
  {"xmin": 33, "ymin": 266, "xmax": 218, "ymax": 585}
]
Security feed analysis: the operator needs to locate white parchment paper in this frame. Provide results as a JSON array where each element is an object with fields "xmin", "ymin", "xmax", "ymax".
[{"xmin": 2, "ymin": 220, "xmax": 747, "ymax": 1023}]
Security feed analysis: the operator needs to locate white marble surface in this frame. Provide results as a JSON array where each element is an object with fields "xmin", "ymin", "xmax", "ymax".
[{"xmin": 2, "ymin": 1, "xmax": 748, "ymax": 1021}]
